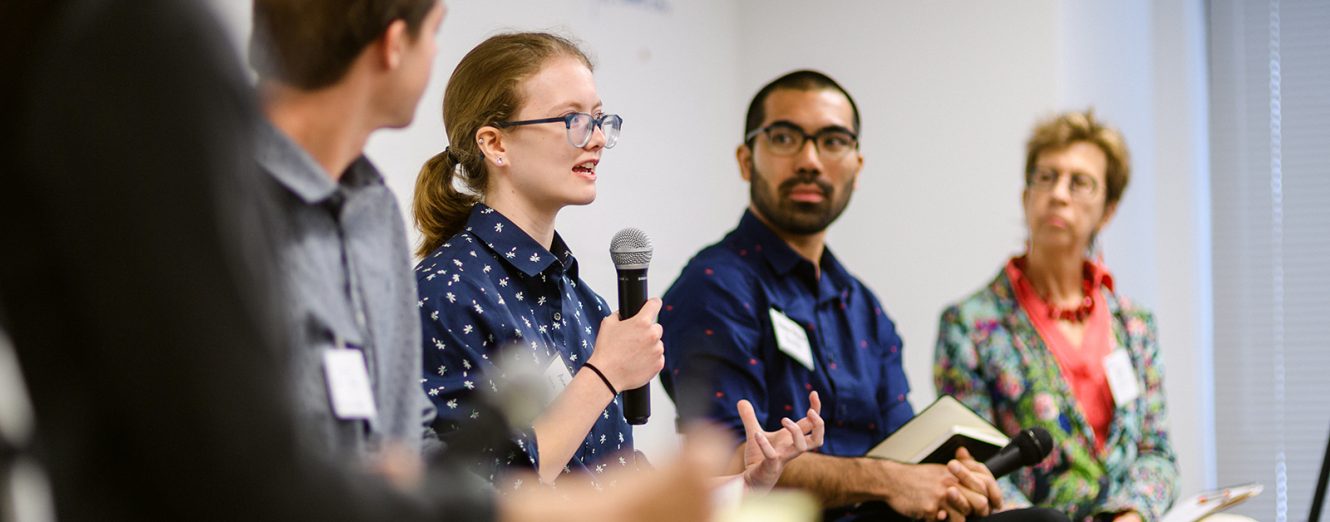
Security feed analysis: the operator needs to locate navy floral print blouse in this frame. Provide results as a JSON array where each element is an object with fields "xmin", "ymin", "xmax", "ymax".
[{"xmin": 416, "ymin": 204, "xmax": 632, "ymax": 487}]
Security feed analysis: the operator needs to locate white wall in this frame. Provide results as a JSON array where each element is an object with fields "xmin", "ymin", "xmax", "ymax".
[
  {"xmin": 734, "ymin": 1, "xmax": 1213, "ymax": 497},
  {"xmin": 736, "ymin": 0, "xmax": 1059, "ymax": 434},
  {"xmin": 1054, "ymin": 0, "xmax": 1215, "ymax": 495},
  {"xmin": 208, "ymin": 0, "xmax": 1213, "ymax": 496}
]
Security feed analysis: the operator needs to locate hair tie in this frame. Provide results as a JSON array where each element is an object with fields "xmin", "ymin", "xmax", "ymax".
[
  {"xmin": 581, "ymin": 362, "xmax": 618, "ymax": 396},
  {"xmin": 442, "ymin": 146, "xmax": 457, "ymax": 163}
]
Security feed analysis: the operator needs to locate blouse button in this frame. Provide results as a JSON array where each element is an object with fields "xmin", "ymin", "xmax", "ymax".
[{"xmin": 553, "ymin": 312, "xmax": 562, "ymax": 321}]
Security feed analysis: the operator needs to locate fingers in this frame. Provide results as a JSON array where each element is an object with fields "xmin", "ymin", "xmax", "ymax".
[
  {"xmin": 944, "ymin": 486, "xmax": 966, "ymax": 513},
  {"xmin": 594, "ymin": 298, "xmax": 665, "ymax": 387},
  {"xmin": 957, "ymin": 459, "xmax": 1002, "ymax": 510},
  {"xmin": 951, "ymin": 457, "xmax": 1002, "ymax": 510},
  {"xmin": 795, "ymin": 391, "xmax": 823, "ymax": 433},
  {"xmin": 737, "ymin": 399, "xmax": 785, "ymax": 461},
  {"xmin": 986, "ymin": 478, "xmax": 1003, "ymax": 512},
  {"xmin": 947, "ymin": 461, "xmax": 994, "ymax": 516},
  {"xmin": 954, "ymin": 446, "xmax": 973, "ymax": 462},
  {"xmin": 964, "ymin": 487, "xmax": 990, "ymax": 516},
  {"xmin": 945, "ymin": 483, "xmax": 990, "ymax": 518},
  {"xmin": 957, "ymin": 457, "xmax": 992, "ymax": 478},
  {"xmin": 639, "ymin": 297, "xmax": 663, "ymax": 322},
  {"xmin": 805, "ymin": 407, "xmax": 825, "ymax": 449},
  {"xmin": 947, "ymin": 460, "xmax": 986, "ymax": 496},
  {"xmin": 781, "ymin": 417, "xmax": 807, "ymax": 454},
  {"xmin": 754, "ymin": 424, "xmax": 779, "ymax": 460},
  {"xmin": 737, "ymin": 400, "xmax": 763, "ymax": 441}
]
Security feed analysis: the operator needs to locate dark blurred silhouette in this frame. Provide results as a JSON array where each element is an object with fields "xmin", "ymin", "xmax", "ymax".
[{"xmin": 0, "ymin": 0, "xmax": 486, "ymax": 519}]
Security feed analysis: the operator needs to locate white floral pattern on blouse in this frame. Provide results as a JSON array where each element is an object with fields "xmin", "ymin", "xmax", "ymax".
[{"xmin": 417, "ymin": 204, "xmax": 631, "ymax": 488}]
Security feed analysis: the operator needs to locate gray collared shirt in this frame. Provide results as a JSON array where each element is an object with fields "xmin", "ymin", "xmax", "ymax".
[{"xmin": 255, "ymin": 121, "xmax": 435, "ymax": 459}]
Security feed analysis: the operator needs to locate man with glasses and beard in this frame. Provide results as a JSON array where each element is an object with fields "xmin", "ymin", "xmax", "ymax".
[{"xmin": 660, "ymin": 70, "xmax": 1068, "ymax": 522}]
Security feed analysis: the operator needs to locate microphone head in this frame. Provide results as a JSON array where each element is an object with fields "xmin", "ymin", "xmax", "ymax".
[
  {"xmin": 1015, "ymin": 427, "xmax": 1055, "ymax": 465},
  {"xmin": 610, "ymin": 228, "xmax": 653, "ymax": 270}
]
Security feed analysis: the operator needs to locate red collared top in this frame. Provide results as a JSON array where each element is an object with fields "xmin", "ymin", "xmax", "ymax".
[{"xmin": 1006, "ymin": 256, "xmax": 1116, "ymax": 454}]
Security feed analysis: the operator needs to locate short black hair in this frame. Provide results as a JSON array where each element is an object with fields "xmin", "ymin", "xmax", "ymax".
[{"xmin": 743, "ymin": 69, "xmax": 861, "ymax": 145}]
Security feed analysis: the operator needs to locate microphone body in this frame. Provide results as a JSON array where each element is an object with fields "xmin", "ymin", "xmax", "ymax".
[
  {"xmin": 610, "ymin": 228, "xmax": 654, "ymax": 425},
  {"xmin": 615, "ymin": 267, "xmax": 649, "ymax": 424},
  {"xmin": 983, "ymin": 427, "xmax": 1054, "ymax": 479},
  {"xmin": 616, "ymin": 268, "xmax": 648, "ymax": 319}
]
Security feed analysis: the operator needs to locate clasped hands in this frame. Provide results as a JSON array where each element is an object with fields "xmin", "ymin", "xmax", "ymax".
[{"xmin": 891, "ymin": 445, "xmax": 1004, "ymax": 522}]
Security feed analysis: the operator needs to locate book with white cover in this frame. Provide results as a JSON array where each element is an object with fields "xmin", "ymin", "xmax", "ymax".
[
  {"xmin": 1159, "ymin": 483, "xmax": 1262, "ymax": 522},
  {"xmin": 865, "ymin": 395, "xmax": 1009, "ymax": 464}
]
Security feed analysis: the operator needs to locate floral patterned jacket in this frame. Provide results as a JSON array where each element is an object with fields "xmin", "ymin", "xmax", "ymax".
[{"xmin": 934, "ymin": 267, "xmax": 1179, "ymax": 521}]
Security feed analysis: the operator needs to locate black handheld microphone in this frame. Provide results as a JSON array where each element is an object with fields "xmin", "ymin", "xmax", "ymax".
[
  {"xmin": 609, "ymin": 228, "xmax": 653, "ymax": 425},
  {"xmin": 983, "ymin": 427, "xmax": 1054, "ymax": 479}
]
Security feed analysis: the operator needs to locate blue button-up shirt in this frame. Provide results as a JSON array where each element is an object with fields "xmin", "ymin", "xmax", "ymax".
[
  {"xmin": 661, "ymin": 210, "xmax": 913, "ymax": 457},
  {"xmin": 417, "ymin": 204, "xmax": 633, "ymax": 486}
]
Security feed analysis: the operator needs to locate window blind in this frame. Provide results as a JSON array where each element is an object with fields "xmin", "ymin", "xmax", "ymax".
[{"xmin": 1209, "ymin": 0, "xmax": 1330, "ymax": 520}]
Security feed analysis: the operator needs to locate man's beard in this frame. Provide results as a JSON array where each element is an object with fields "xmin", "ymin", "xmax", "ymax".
[{"xmin": 749, "ymin": 163, "xmax": 854, "ymax": 235}]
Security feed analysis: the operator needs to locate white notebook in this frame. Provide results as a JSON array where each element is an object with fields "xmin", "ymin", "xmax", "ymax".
[
  {"xmin": 1160, "ymin": 483, "xmax": 1262, "ymax": 522},
  {"xmin": 865, "ymin": 395, "xmax": 1009, "ymax": 464}
]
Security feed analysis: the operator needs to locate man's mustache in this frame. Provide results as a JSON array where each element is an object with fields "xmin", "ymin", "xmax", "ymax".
[{"xmin": 778, "ymin": 174, "xmax": 834, "ymax": 201}]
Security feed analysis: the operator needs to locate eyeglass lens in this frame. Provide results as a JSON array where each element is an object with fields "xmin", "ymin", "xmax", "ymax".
[
  {"xmin": 1031, "ymin": 169, "xmax": 1099, "ymax": 197},
  {"xmin": 567, "ymin": 114, "xmax": 622, "ymax": 149},
  {"xmin": 764, "ymin": 126, "xmax": 855, "ymax": 157}
]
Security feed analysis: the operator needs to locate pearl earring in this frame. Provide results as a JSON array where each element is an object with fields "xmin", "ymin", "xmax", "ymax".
[{"xmin": 496, "ymin": 157, "xmax": 504, "ymax": 165}]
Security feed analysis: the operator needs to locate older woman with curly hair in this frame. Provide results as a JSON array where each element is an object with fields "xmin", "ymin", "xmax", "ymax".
[{"xmin": 934, "ymin": 110, "xmax": 1179, "ymax": 522}]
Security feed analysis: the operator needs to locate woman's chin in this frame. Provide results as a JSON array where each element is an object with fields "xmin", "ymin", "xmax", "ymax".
[
  {"xmin": 567, "ymin": 191, "xmax": 596, "ymax": 207},
  {"xmin": 1030, "ymin": 234, "xmax": 1084, "ymax": 255},
  {"xmin": 581, "ymin": 186, "xmax": 599, "ymax": 204}
]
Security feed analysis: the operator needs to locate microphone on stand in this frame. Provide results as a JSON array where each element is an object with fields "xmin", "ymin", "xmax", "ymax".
[
  {"xmin": 983, "ymin": 427, "xmax": 1054, "ymax": 478},
  {"xmin": 609, "ymin": 228, "xmax": 653, "ymax": 425}
]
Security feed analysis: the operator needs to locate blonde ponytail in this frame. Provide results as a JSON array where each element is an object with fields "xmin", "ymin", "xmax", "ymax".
[
  {"xmin": 411, "ymin": 32, "xmax": 592, "ymax": 259},
  {"xmin": 412, "ymin": 147, "xmax": 479, "ymax": 258}
]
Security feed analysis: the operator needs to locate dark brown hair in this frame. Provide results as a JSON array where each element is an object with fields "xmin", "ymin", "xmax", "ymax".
[
  {"xmin": 249, "ymin": 0, "xmax": 436, "ymax": 89},
  {"xmin": 1024, "ymin": 109, "xmax": 1131, "ymax": 207},
  {"xmin": 412, "ymin": 32, "xmax": 591, "ymax": 258}
]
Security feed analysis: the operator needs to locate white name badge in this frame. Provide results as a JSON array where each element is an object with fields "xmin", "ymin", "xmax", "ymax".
[
  {"xmin": 769, "ymin": 308, "xmax": 815, "ymax": 371},
  {"xmin": 1103, "ymin": 348, "xmax": 1141, "ymax": 408},
  {"xmin": 543, "ymin": 354, "xmax": 574, "ymax": 400},
  {"xmin": 323, "ymin": 348, "xmax": 378, "ymax": 421}
]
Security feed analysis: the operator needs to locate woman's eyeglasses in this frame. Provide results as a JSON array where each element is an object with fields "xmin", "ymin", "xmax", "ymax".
[
  {"xmin": 1027, "ymin": 168, "xmax": 1101, "ymax": 200},
  {"xmin": 494, "ymin": 113, "xmax": 623, "ymax": 149}
]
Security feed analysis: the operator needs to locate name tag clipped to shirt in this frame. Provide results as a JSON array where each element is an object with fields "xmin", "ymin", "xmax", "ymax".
[
  {"xmin": 323, "ymin": 337, "xmax": 378, "ymax": 421},
  {"xmin": 542, "ymin": 353, "xmax": 574, "ymax": 401},
  {"xmin": 1103, "ymin": 347, "xmax": 1141, "ymax": 408},
  {"xmin": 769, "ymin": 308, "xmax": 815, "ymax": 371}
]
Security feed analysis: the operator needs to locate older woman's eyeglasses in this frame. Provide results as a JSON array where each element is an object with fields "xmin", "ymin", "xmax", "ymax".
[
  {"xmin": 494, "ymin": 113, "xmax": 623, "ymax": 149},
  {"xmin": 1028, "ymin": 168, "xmax": 1101, "ymax": 200},
  {"xmin": 745, "ymin": 122, "xmax": 858, "ymax": 158}
]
